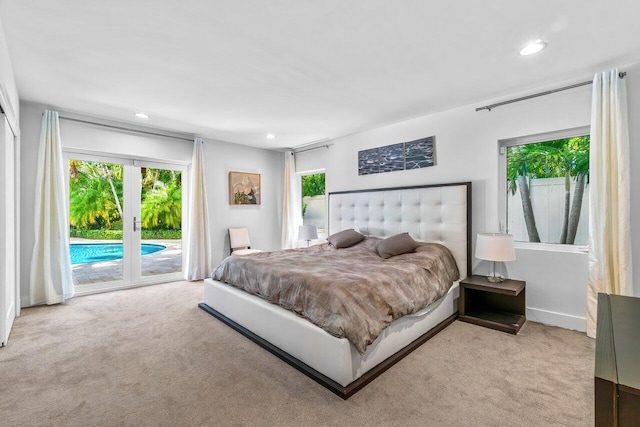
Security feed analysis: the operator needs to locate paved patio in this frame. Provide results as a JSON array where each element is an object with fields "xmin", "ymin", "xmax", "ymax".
[{"xmin": 71, "ymin": 239, "xmax": 182, "ymax": 286}]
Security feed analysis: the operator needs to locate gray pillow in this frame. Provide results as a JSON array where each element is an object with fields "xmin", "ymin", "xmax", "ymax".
[
  {"xmin": 376, "ymin": 233, "xmax": 420, "ymax": 259},
  {"xmin": 327, "ymin": 229, "xmax": 365, "ymax": 248}
]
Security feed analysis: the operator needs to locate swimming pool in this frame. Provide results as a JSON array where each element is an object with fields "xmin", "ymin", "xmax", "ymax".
[{"xmin": 70, "ymin": 243, "xmax": 166, "ymax": 265}]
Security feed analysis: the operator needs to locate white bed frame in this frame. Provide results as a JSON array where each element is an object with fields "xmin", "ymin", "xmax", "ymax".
[{"xmin": 200, "ymin": 182, "xmax": 471, "ymax": 398}]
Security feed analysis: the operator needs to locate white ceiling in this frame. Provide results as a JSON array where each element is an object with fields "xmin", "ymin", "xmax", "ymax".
[{"xmin": 1, "ymin": 1, "xmax": 640, "ymax": 150}]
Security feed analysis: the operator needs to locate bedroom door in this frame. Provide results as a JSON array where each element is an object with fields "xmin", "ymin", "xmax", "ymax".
[{"xmin": 66, "ymin": 153, "xmax": 187, "ymax": 295}]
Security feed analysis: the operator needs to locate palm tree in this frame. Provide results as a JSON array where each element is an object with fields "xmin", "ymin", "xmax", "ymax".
[
  {"xmin": 69, "ymin": 161, "xmax": 123, "ymax": 229},
  {"xmin": 141, "ymin": 177, "xmax": 182, "ymax": 229},
  {"xmin": 101, "ymin": 163, "xmax": 123, "ymax": 219},
  {"xmin": 506, "ymin": 136, "xmax": 589, "ymax": 244},
  {"xmin": 69, "ymin": 176, "xmax": 112, "ymax": 227},
  {"xmin": 565, "ymin": 137, "xmax": 589, "ymax": 244},
  {"xmin": 70, "ymin": 162, "xmax": 182, "ymax": 234},
  {"xmin": 507, "ymin": 144, "xmax": 548, "ymax": 242},
  {"xmin": 542, "ymin": 137, "xmax": 590, "ymax": 244}
]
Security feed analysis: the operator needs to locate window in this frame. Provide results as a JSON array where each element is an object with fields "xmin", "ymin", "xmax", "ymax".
[
  {"xmin": 301, "ymin": 172, "xmax": 326, "ymax": 237},
  {"xmin": 499, "ymin": 127, "xmax": 589, "ymax": 245}
]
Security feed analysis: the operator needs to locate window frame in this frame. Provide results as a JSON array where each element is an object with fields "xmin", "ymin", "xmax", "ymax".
[
  {"xmin": 498, "ymin": 125, "xmax": 590, "ymax": 251},
  {"xmin": 298, "ymin": 168, "xmax": 327, "ymax": 238}
]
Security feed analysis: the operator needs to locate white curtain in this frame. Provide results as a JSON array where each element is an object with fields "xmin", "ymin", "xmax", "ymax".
[
  {"xmin": 30, "ymin": 110, "xmax": 74, "ymax": 305},
  {"xmin": 586, "ymin": 69, "xmax": 633, "ymax": 338},
  {"xmin": 184, "ymin": 138, "xmax": 212, "ymax": 281},
  {"xmin": 281, "ymin": 151, "xmax": 302, "ymax": 249}
]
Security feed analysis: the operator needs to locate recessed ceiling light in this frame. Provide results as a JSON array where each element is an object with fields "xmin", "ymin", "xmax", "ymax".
[
  {"xmin": 266, "ymin": 133, "xmax": 276, "ymax": 139},
  {"xmin": 519, "ymin": 40, "xmax": 547, "ymax": 56},
  {"xmin": 134, "ymin": 112, "xmax": 149, "ymax": 119}
]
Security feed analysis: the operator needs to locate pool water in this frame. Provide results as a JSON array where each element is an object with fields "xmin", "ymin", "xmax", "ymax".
[{"xmin": 70, "ymin": 243, "xmax": 166, "ymax": 265}]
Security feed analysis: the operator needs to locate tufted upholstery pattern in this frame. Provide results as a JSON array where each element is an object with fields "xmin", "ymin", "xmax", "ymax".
[{"xmin": 329, "ymin": 184, "xmax": 469, "ymax": 279}]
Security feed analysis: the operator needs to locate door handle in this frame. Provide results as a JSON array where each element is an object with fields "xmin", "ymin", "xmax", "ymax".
[{"xmin": 133, "ymin": 216, "xmax": 142, "ymax": 232}]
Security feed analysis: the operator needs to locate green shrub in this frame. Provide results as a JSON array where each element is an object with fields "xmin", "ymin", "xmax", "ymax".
[
  {"xmin": 141, "ymin": 229, "xmax": 182, "ymax": 239},
  {"xmin": 70, "ymin": 229, "xmax": 181, "ymax": 240},
  {"xmin": 70, "ymin": 229, "xmax": 123, "ymax": 240}
]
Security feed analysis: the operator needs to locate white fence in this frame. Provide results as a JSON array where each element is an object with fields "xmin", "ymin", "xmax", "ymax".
[
  {"xmin": 507, "ymin": 177, "xmax": 588, "ymax": 245},
  {"xmin": 302, "ymin": 195, "xmax": 326, "ymax": 235}
]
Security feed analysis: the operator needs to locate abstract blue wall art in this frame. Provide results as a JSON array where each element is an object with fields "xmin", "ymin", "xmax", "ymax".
[
  {"xmin": 358, "ymin": 147, "xmax": 380, "ymax": 175},
  {"xmin": 358, "ymin": 136, "xmax": 435, "ymax": 175},
  {"xmin": 404, "ymin": 136, "xmax": 435, "ymax": 169},
  {"xmin": 378, "ymin": 143, "xmax": 405, "ymax": 172}
]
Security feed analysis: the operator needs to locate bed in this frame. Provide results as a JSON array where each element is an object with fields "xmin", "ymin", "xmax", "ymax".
[{"xmin": 199, "ymin": 182, "xmax": 472, "ymax": 398}]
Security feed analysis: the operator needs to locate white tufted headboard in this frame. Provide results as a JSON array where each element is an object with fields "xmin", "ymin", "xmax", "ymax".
[{"xmin": 328, "ymin": 182, "xmax": 472, "ymax": 279}]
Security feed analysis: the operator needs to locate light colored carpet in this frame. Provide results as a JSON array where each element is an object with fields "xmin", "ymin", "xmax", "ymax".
[{"xmin": 0, "ymin": 281, "xmax": 594, "ymax": 427}]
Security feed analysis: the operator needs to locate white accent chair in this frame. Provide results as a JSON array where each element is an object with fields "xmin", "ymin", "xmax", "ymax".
[{"xmin": 229, "ymin": 227, "xmax": 262, "ymax": 256}]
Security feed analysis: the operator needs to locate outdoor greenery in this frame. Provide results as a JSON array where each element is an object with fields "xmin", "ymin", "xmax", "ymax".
[
  {"xmin": 69, "ymin": 229, "xmax": 182, "ymax": 240},
  {"xmin": 69, "ymin": 160, "xmax": 182, "ymax": 238},
  {"xmin": 302, "ymin": 173, "xmax": 325, "ymax": 197},
  {"xmin": 507, "ymin": 136, "xmax": 589, "ymax": 244},
  {"xmin": 69, "ymin": 160, "xmax": 124, "ymax": 229},
  {"xmin": 140, "ymin": 169, "xmax": 182, "ymax": 230},
  {"xmin": 302, "ymin": 173, "xmax": 325, "ymax": 217}
]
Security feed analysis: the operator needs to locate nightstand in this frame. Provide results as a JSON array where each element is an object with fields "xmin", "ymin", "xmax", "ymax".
[{"xmin": 458, "ymin": 275, "xmax": 526, "ymax": 334}]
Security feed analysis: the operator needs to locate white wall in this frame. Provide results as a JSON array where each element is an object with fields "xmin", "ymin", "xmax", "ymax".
[
  {"xmin": 202, "ymin": 139, "xmax": 282, "ymax": 262},
  {"xmin": 297, "ymin": 62, "xmax": 640, "ymax": 331},
  {"xmin": 19, "ymin": 102, "xmax": 282, "ymax": 306},
  {"xmin": 507, "ymin": 247, "xmax": 588, "ymax": 331}
]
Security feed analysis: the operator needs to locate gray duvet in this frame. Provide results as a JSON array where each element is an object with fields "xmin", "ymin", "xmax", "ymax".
[{"xmin": 211, "ymin": 238, "xmax": 459, "ymax": 353}]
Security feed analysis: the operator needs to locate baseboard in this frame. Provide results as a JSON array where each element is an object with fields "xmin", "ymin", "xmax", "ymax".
[{"xmin": 526, "ymin": 307, "xmax": 586, "ymax": 332}]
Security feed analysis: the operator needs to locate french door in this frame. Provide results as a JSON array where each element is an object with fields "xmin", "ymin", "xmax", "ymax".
[{"xmin": 65, "ymin": 153, "xmax": 188, "ymax": 295}]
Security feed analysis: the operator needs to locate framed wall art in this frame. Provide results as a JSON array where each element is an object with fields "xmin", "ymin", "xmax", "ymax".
[
  {"xmin": 229, "ymin": 171, "xmax": 261, "ymax": 205},
  {"xmin": 358, "ymin": 136, "xmax": 435, "ymax": 175}
]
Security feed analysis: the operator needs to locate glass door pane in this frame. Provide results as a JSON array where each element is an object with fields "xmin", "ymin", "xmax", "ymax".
[
  {"xmin": 301, "ymin": 172, "xmax": 326, "ymax": 241},
  {"xmin": 137, "ymin": 165, "xmax": 183, "ymax": 278},
  {"xmin": 68, "ymin": 159, "xmax": 125, "ymax": 286}
]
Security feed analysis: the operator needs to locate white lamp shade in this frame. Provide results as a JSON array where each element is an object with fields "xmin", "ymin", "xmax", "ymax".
[
  {"xmin": 475, "ymin": 233, "xmax": 516, "ymax": 262},
  {"xmin": 298, "ymin": 225, "xmax": 318, "ymax": 241}
]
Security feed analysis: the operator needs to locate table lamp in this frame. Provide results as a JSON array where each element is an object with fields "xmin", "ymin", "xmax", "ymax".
[
  {"xmin": 475, "ymin": 233, "xmax": 516, "ymax": 282},
  {"xmin": 298, "ymin": 225, "xmax": 318, "ymax": 247}
]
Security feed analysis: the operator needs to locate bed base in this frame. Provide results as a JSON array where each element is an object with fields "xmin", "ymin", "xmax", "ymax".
[{"xmin": 198, "ymin": 302, "xmax": 457, "ymax": 399}]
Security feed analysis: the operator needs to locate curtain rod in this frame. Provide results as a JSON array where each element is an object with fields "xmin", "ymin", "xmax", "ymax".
[
  {"xmin": 58, "ymin": 116, "xmax": 194, "ymax": 142},
  {"xmin": 294, "ymin": 143, "xmax": 333, "ymax": 154},
  {"xmin": 476, "ymin": 71, "xmax": 627, "ymax": 112}
]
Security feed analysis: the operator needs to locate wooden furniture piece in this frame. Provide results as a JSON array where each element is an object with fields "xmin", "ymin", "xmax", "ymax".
[
  {"xmin": 458, "ymin": 275, "xmax": 526, "ymax": 334},
  {"xmin": 595, "ymin": 293, "xmax": 640, "ymax": 426}
]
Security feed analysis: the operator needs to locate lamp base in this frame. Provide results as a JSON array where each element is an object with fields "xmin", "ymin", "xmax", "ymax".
[{"xmin": 486, "ymin": 260, "xmax": 506, "ymax": 283}]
